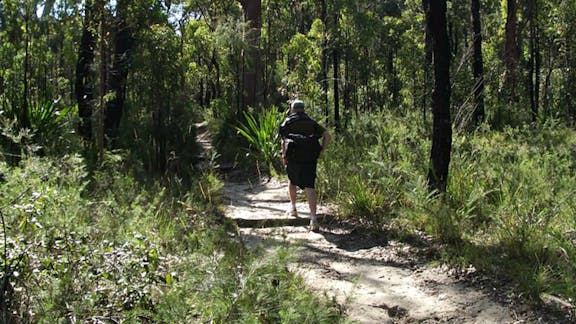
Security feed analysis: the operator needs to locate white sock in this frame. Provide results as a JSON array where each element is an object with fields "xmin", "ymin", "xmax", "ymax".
[{"xmin": 291, "ymin": 203, "xmax": 296, "ymax": 210}]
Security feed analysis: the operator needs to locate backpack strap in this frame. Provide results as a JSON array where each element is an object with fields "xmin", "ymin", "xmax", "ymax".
[{"xmin": 279, "ymin": 113, "xmax": 312, "ymax": 137}]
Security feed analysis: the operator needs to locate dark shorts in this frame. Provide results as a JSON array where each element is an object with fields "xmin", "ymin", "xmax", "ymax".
[{"xmin": 286, "ymin": 161, "xmax": 317, "ymax": 189}]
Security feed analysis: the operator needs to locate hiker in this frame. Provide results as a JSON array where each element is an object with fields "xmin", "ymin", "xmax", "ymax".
[{"xmin": 279, "ymin": 99, "xmax": 331, "ymax": 232}]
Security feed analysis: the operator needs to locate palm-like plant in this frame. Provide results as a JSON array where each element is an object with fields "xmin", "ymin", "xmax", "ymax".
[
  {"xmin": 235, "ymin": 109, "xmax": 282, "ymax": 173},
  {"xmin": 27, "ymin": 101, "xmax": 75, "ymax": 137}
]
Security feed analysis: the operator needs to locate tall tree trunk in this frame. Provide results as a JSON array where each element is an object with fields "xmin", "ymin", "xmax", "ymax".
[
  {"xmin": 471, "ymin": 0, "xmax": 485, "ymax": 125},
  {"xmin": 97, "ymin": 0, "xmax": 106, "ymax": 163},
  {"xmin": 566, "ymin": 32, "xmax": 576, "ymax": 125},
  {"xmin": 75, "ymin": 0, "xmax": 96, "ymax": 141},
  {"xmin": 105, "ymin": 3, "xmax": 132, "ymax": 144},
  {"xmin": 542, "ymin": 48, "xmax": 552, "ymax": 117},
  {"xmin": 422, "ymin": 0, "xmax": 432, "ymax": 123},
  {"xmin": 501, "ymin": 0, "xmax": 520, "ymax": 102},
  {"xmin": 22, "ymin": 2, "xmax": 30, "ymax": 128},
  {"xmin": 343, "ymin": 46, "xmax": 351, "ymax": 128},
  {"xmin": 363, "ymin": 48, "xmax": 371, "ymax": 112},
  {"xmin": 239, "ymin": 0, "xmax": 262, "ymax": 110},
  {"xmin": 41, "ymin": 0, "xmax": 57, "ymax": 18},
  {"xmin": 264, "ymin": 2, "xmax": 271, "ymax": 103},
  {"xmin": 320, "ymin": 0, "xmax": 329, "ymax": 119},
  {"xmin": 388, "ymin": 49, "xmax": 399, "ymax": 107},
  {"xmin": 535, "ymin": 39, "xmax": 541, "ymax": 119},
  {"xmin": 236, "ymin": 50, "xmax": 242, "ymax": 115},
  {"xmin": 427, "ymin": 0, "xmax": 452, "ymax": 193},
  {"xmin": 333, "ymin": 12, "xmax": 340, "ymax": 132},
  {"xmin": 527, "ymin": 0, "xmax": 541, "ymax": 122},
  {"xmin": 212, "ymin": 48, "xmax": 221, "ymax": 98},
  {"xmin": 178, "ymin": 17, "xmax": 186, "ymax": 89}
]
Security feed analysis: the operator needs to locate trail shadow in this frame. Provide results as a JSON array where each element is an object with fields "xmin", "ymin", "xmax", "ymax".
[
  {"xmin": 317, "ymin": 219, "xmax": 438, "ymax": 259},
  {"xmin": 225, "ymin": 176, "xmax": 574, "ymax": 324},
  {"xmin": 240, "ymin": 227, "xmax": 426, "ymax": 270},
  {"xmin": 319, "ymin": 228, "xmax": 389, "ymax": 252},
  {"xmin": 229, "ymin": 199, "xmax": 287, "ymax": 213}
]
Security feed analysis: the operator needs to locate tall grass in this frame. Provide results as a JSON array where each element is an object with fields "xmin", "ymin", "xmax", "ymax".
[
  {"xmin": 0, "ymin": 151, "xmax": 344, "ymax": 322},
  {"xmin": 319, "ymin": 110, "xmax": 576, "ymax": 302}
]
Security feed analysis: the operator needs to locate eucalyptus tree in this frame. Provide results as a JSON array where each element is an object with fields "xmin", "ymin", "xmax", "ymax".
[
  {"xmin": 319, "ymin": 0, "xmax": 329, "ymax": 117},
  {"xmin": 182, "ymin": 0, "xmax": 244, "ymax": 111},
  {"xmin": 238, "ymin": 0, "xmax": 262, "ymax": 110},
  {"xmin": 76, "ymin": 0, "xmax": 96, "ymax": 140},
  {"xmin": 501, "ymin": 0, "xmax": 520, "ymax": 104},
  {"xmin": 426, "ymin": 0, "xmax": 452, "ymax": 193},
  {"xmin": 0, "ymin": 0, "xmax": 37, "ymax": 127},
  {"xmin": 104, "ymin": 0, "xmax": 133, "ymax": 143},
  {"xmin": 526, "ymin": 0, "xmax": 541, "ymax": 122},
  {"xmin": 471, "ymin": 0, "xmax": 485, "ymax": 126},
  {"xmin": 558, "ymin": 0, "xmax": 576, "ymax": 124},
  {"xmin": 332, "ymin": 2, "xmax": 340, "ymax": 131}
]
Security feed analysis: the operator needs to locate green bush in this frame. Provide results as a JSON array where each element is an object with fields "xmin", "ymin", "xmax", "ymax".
[
  {"xmin": 0, "ymin": 152, "xmax": 344, "ymax": 322},
  {"xmin": 318, "ymin": 110, "xmax": 576, "ymax": 302}
]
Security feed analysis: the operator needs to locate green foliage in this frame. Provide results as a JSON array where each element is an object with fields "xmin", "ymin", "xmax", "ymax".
[
  {"xmin": 0, "ymin": 97, "xmax": 79, "ymax": 161},
  {"xmin": 155, "ymin": 246, "xmax": 344, "ymax": 323},
  {"xmin": 3, "ymin": 0, "xmax": 576, "ymax": 318},
  {"xmin": 282, "ymin": 31, "xmax": 322, "ymax": 100},
  {"xmin": 340, "ymin": 176, "xmax": 391, "ymax": 229},
  {"xmin": 235, "ymin": 109, "xmax": 282, "ymax": 173},
  {"xmin": 321, "ymin": 110, "xmax": 576, "ymax": 302},
  {"xmin": 318, "ymin": 110, "xmax": 429, "ymax": 228},
  {"xmin": 26, "ymin": 101, "xmax": 74, "ymax": 137},
  {"xmin": 0, "ymin": 152, "xmax": 343, "ymax": 322}
]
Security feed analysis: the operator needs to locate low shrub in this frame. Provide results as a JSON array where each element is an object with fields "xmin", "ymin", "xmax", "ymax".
[
  {"xmin": 319, "ymin": 110, "xmax": 576, "ymax": 302},
  {"xmin": 0, "ymin": 152, "xmax": 344, "ymax": 322}
]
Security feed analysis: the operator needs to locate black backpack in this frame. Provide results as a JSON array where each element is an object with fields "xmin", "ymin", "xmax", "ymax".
[{"xmin": 284, "ymin": 133, "xmax": 322, "ymax": 162}]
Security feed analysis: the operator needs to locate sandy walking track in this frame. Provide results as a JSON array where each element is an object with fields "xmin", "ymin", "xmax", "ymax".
[{"xmin": 223, "ymin": 178, "xmax": 569, "ymax": 324}]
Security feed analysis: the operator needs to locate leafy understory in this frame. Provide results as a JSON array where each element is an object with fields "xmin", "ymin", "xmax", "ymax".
[
  {"xmin": 0, "ymin": 153, "xmax": 342, "ymax": 323},
  {"xmin": 317, "ymin": 111, "xmax": 576, "ymax": 307}
]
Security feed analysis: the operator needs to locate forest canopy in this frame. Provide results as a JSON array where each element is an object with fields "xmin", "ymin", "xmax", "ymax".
[{"xmin": 1, "ymin": 0, "xmax": 575, "ymax": 176}]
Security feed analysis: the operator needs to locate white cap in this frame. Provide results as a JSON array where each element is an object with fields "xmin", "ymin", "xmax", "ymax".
[{"xmin": 291, "ymin": 100, "xmax": 305, "ymax": 111}]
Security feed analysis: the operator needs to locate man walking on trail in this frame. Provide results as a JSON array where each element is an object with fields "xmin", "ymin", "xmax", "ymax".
[{"xmin": 279, "ymin": 99, "xmax": 331, "ymax": 232}]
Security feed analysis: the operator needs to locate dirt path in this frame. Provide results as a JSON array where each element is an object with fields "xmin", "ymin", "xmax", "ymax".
[
  {"xmin": 194, "ymin": 123, "xmax": 567, "ymax": 323},
  {"xmin": 222, "ymin": 178, "xmax": 568, "ymax": 324}
]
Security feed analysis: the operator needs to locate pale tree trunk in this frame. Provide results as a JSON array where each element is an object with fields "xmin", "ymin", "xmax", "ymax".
[
  {"xmin": 471, "ymin": 0, "xmax": 485, "ymax": 126},
  {"xmin": 22, "ymin": 2, "xmax": 30, "ymax": 128},
  {"xmin": 321, "ymin": 0, "xmax": 329, "ymax": 119},
  {"xmin": 422, "ymin": 0, "xmax": 432, "ymax": 123},
  {"xmin": 501, "ymin": 0, "xmax": 520, "ymax": 103},
  {"xmin": 343, "ymin": 46, "xmax": 351, "ymax": 128},
  {"xmin": 333, "ymin": 12, "xmax": 340, "ymax": 132}
]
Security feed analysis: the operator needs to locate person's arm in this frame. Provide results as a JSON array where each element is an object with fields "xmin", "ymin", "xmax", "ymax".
[{"xmin": 320, "ymin": 130, "xmax": 331, "ymax": 155}]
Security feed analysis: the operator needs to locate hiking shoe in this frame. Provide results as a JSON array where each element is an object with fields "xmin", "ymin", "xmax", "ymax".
[
  {"xmin": 287, "ymin": 209, "xmax": 298, "ymax": 217},
  {"xmin": 309, "ymin": 219, "xmax": 320, "ymax": 232}
]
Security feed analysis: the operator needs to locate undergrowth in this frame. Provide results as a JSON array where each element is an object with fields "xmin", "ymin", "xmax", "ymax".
[
  {"xmin": 0, "ymin": 152, "xmax": 344, "ymax": 322},
  {"xmin": 319, "ymin": 110, "xmax": 576, "ymax": 304}
]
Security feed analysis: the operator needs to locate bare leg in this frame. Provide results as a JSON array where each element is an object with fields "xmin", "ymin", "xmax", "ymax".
[
  {"xmin": 288, "ymin": 182, "xmax": 297, "ymax": 211},
  {"xmin": 305, "ymin": 188, "xmax": 319, "ymax": 231},
  {"xmin": 304, "ymin": 188, "xmax": 317, "ymax": 217}
]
